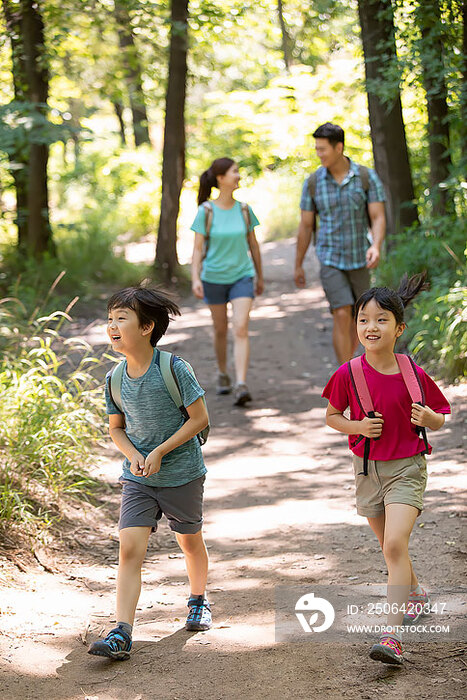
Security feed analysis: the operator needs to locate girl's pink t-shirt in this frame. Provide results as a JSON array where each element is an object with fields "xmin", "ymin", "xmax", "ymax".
[{"xmin": 322, "ymin": 354, "xmax": 451, "ymax": 461}]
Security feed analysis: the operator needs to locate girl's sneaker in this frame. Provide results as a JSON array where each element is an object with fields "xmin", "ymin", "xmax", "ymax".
[
  {"xmin": 369, "ymin": 635, "xmax": 403, "ymax": 665},
  {"xmin": 402, "ymin": 589, "xmax": 431, "ymax": 626},
  {"xmin": 88, "ymin": 626, "xmax": 132, "ymax": 660},
  {"xmin": 216, "ymin": 372, "xmax": 232, "ymax": 395},
  {"xmin": 185, "ymin": 595, "xmax": 212, "ymax": 631},
  {"xmin": 233, "ymin": 383, "xmax": 252, "ymax": 406}
]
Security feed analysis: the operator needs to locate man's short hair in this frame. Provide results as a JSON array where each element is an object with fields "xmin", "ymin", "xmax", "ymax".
[{"xmin": 312, "ymin": 122, "xmax": 345, "ymax": 147}]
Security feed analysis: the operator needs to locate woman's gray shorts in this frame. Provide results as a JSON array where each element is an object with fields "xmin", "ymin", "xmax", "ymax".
[{"xmin": 118, "ymin": 475, "xmax": 205, "ymax": 534}]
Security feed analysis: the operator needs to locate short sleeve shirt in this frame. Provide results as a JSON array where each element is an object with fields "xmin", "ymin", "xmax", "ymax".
[
  {"xmin": 300, "ymin": 160, "xmax": 386, "ymax": 270},
  {"xmin": 105, "ymin": 351, "xmax": 206, "ymax": 487},
  {"xmin": 322, "ymin": 354, "xmax": 451, "ymax": 461},
  {"xmin": 190, "ymin": 200, "xmax": 259, "ymax": 284}
]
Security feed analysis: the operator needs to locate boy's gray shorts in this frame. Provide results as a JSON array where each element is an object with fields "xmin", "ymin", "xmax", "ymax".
[
  {"xmin": 320, "ymin": 264, "xmax": 370, "ymax": 311},
  {"xmin": 118, "ymin": 475, "xmax": 205, "ymax": 534}
]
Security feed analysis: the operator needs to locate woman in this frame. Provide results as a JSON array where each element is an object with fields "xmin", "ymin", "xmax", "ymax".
[{"xmin": 191, "ymin": 158, "xmax": 264, "ymax": 406}]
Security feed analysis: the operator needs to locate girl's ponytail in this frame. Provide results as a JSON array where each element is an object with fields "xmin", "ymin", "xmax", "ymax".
[
  {"xmin": 197, "ymin": 157, "xmax": 236, "ymax": 206},
  {"xmin": 397, "ymin": 271, "xmax": 429, "ymax": 308}
]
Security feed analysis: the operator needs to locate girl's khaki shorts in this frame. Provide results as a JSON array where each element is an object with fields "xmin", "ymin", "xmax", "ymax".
[{"xmin": 352, "ymin": 453, "xmax": 427, "ymax": 518}]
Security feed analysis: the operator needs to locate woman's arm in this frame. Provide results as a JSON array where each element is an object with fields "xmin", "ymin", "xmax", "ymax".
[
  {"xmin": 191, "ymin": 232, "xmax": 205, "ymax": 299},
  {"xmin": 247, "ymin": 230, "xmax": 264, "ymax": 295},
  {"xmin": 143, "ymin": 397, "xmax": 209, "ymax": 477}
]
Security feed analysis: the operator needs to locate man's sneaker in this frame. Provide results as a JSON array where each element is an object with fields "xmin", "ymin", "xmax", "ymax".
[
  {"xmin": 88, "ymin": 626, "xmax": 132, "ymax": 660},
  {"xmin": 216, "ymin": 372, "xmax": 232, "ymax": 395},
  {"xmin": 369, "ymin": 635, "xmax": 403, "ymax": 665},
  {"xmin": 233, "ymin": 383, "xmax": 252, "ymax": 406},
  {"xmin": 402, "ymin": 588, "xmax": 431, "ymax": 625},
  {"xmin": 185, "ymin": 596, "xmax": 212, "ymax": 631}
]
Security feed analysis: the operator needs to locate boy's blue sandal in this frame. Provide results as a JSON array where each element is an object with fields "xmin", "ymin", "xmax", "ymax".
[
  {"xmin": 186, "ymin": 596, "xmax": 212, "ymax": 631},
  {"xmin": 88, "ymin": 626, "xmax": 132, "ymax": 660}
]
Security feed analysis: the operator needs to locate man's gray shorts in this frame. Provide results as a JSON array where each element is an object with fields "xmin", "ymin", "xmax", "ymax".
[
  {"xmin": 118, "ymin": 475, "xmax": 205, "ymax": 534},
  {"xmin": 320, "ymin": 264, "xmax": 371, "ymax": 311}
]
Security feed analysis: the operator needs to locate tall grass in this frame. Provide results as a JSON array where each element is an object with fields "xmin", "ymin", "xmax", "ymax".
[{"xmin": 0, "ymin": 289, "xmax": 107, "ymax": 538}]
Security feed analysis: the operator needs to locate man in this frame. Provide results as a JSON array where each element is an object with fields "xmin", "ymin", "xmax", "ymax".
[{"xmin": 295, "ymin": 122, "xmax": 386, "ymax": 364}]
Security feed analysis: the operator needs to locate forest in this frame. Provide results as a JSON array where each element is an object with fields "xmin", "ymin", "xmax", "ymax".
[{"xmin": 0, "ymin": 0, "xmax": 465, "ymax": 532}]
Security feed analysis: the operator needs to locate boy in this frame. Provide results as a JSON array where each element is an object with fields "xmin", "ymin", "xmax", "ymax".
[{"xmin": 88, "ymin": 287, "xmax": 211, "ymax": 661}]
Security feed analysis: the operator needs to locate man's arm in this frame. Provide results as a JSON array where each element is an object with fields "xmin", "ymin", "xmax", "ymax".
[
  {"xmin": 294, "ymin": 210, "xmax": 315, "ymax": 287},
  {"xmin": 366, "ymin": 201, "xmax": 385, "ymax": 269}
]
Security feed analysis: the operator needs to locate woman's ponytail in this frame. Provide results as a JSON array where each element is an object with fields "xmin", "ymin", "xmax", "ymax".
[
  {"xmin": 198, "ymin": 168, "xmax": 216, "ymax": 206},
  {"xmin": 197, "ymin": 157, "xmax": 236, "ymax": 206},
  {"xmin": 397, "ymin": 271, "xmax": 429, "ymax": 308}
]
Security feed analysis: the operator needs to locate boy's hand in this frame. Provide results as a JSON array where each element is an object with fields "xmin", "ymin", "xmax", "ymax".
[
  {"xmin": 129, "ymin": 451, "xmax": 145, "ymax": 476},
  {"xmin": 359, "ymin": 412, "xmax": 384, "ymax": 438},
  {"xmin": 411, "ymin": 403, "xmax": 445, "ymax": 430},
  {"xmin": 143, "ymin": 449, "xmax": 162, "ymax": 477}
]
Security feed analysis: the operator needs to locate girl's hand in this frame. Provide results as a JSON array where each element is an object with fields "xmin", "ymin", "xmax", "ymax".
[
  {"xmin": 129, "ymin": 451, "xmax": 145, "ymax": 476},
  {"xmin": 192, "ymin": 279, "xmax": 204, "ymax": 299},
  {"xmin": 411, "ymin": 404, "xmax": 445, "ymax": 430},
  {"xmin": 143, "ymin": 449, "xmax": 162, "ymax": 477},
  {"xmin": 255, "ymin": 277, "xmax": 264, "ymax": 295},
  {"xmin": 359, "ymin": 412, "xmax": 384, "ymax": 438}
]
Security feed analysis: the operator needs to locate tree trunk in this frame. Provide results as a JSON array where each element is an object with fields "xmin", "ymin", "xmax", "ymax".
[
  {"xmin": 2, "ymin": 0, "xmax": 52, "ymax": 255},
  {"xmin": 357, "ymin": 0, "xmax": 419, "ymax": 241},
  {"xmin": 460, "ymin": 0, "xmax": 467, "ymax": 164},
  {"xmin": 113, "ymin": 101, "xmax": 127, "ymax": 146},
  {"xmin": 277, "ymin": 0, "xmax": 291, "ymax": 72},
  {"xmin": 155, "ymin": 0, "xmax": 188, "ymax": 283},
  {"xmin": 114, "ymin": 0, "xmax": 151, "ymax": 147},
  {"xmin": 416, "ymin": 0, "xmax": 454, "ymax": 215}
]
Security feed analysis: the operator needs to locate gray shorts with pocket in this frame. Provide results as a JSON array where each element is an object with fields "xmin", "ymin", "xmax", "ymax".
[
  {"xmin": 119, "ymin": 475, "xmax": 205, "ymax": 534},
  {"xmin": 320, "ymin": 264, "xmax": 370, "ymax": 311}
]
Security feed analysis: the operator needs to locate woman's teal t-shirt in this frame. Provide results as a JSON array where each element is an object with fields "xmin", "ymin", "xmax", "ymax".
[{"xmin": 191, "ymin": 200, "xmax": 259, "ymax": 284}]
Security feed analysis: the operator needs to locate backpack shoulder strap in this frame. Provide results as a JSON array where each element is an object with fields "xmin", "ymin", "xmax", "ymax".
[
  {"xmin": 348, "ymin": 356, "xmax": 374, "ymax": 416},
  {"xmin": 307, "ymin": 171, "xmax": 318, "ymax": 201},
  {"xmin": 203, "ymin": 201, "xmax": 213, "ymax": 238},
  {"xmin": 156, "ymin": 349, "xmax": 183, "ymax": 409},
  {"xmin": 108, "ymin": 360, "xmax": 125, "ymax": 412},
  {"xmin": 240, "ymin": 202, "xmax": 252, "ymax": 234},
  {"xmin": 395, "ymin": 354, "xmax": 425, "ymax": 405},
  {"xmin": 359, "ymin": 165, "xmax": 370, "ymax": 194}
]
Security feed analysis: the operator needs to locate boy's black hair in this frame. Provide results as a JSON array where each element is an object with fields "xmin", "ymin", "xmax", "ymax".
[
  {"xmin": 312, "ymin": 122, "xmax": 345, "ymax": 147},
  {"xmin": 355, "ymin": 272, "xmax": 429, "ymax": 325},
  {"xmin": 107, "ymin": 286, "xmax": 181, "ymax": 346}
]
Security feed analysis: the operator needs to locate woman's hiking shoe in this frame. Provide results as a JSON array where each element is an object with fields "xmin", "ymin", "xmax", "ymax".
[
  {"xmin": 402, "ymin": 589, "xmax": 431, "ymax": 625},
  {"xmin": 88, "ymin": 626, "xmax": 132, "ymax": 660},
  {"xmin": 185, "ymin": 596, "xmax": 212, "ymax": 631},
  {"xmin": 233, "ymin": 383, "xmax": 252, "ymax": 406},
  {"xmin": 216, "ymin": 372, "xmax": 232, "ymax": 395},
  {"xmin": 369, "ymin": 635, "xmax": 403, "ymax": 665}
]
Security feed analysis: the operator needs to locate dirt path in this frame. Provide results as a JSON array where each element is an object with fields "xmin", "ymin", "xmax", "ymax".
[{"xmin": 1, "ymin": 240, "xmax": 466, "ymax": 700}]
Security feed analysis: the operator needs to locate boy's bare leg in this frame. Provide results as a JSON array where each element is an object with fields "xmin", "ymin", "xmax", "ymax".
[
  {"xmin": 380, "ymin": 504, "xmax": 419, "ymax": 631},
  {"xmin": 208, "ymin": 304, "xmax": 228, "ymax": 374},
  {"xmin": 176, "ymin": 531, "xmax": 209, "ymax": 596},
  {"xmin": 116, "ymin": 526, "xmax": 151, "ymax": 625},
  {"xmin": 231, "ymin": 296, "xmax": 253, "ymax": 384}
]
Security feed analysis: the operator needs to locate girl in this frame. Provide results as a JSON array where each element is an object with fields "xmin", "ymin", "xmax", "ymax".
[
  {"xmin": 322, "ymin": 273, "xmax": 450, "ymax": 665},
  {"xmin": 191, "ymin": 158, "xmax": 264, "ymax": 406}
]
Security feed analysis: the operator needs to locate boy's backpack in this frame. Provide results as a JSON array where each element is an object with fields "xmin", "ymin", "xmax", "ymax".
[
  {"xmin": 347, "ymin": 354, "xmax": 429, "ymax": 476},
  {"xmin": 307, "ymin": 165, "xmax": 370, "ymax": 245},
  {"xmin": 202, "ymin": 200, "xmax": 252, "ymax": 258},
  {"xmin": 107, "ymin": 348, "xmax": 210, "ymax": 446}
]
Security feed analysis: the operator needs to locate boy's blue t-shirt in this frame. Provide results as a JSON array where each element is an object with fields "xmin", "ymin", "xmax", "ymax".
[
  {"xmin": 105, "ymin": 351, "xmax": 206, "ymax": 487},
  {"xmin": 190, "ymin": 200, "xmax": 259, "ymax": 284}
]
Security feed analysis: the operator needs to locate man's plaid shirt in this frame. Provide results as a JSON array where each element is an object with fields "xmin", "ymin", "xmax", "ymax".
[{"xmin": 300, "ymin": 160, "xmax": 385, "ymax": 271}]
